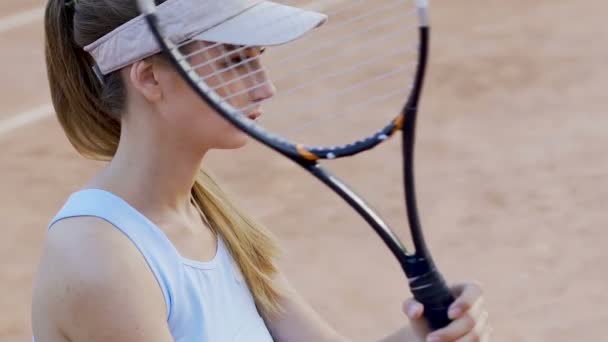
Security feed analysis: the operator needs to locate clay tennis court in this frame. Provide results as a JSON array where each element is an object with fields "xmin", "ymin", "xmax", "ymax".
[{"xmin": 1, "ymin": 0, "xmax": 607, "ymax": 340}]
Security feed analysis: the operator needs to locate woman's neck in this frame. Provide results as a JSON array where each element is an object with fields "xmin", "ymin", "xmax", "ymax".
[{"xmin": 87, "ymin": 122, "xmax": 207, "ymax": 219}]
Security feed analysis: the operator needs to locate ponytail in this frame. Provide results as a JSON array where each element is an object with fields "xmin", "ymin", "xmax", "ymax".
[
  {"xmin": 192, "ymin": 171, "xmax": 284, "ymax": 316},
  {"xmin": 44, "ymin": 0, "xmax": 284, "ymax": 316},
  {"xmin": 44, "ymin": 0, "xmax": 122, "ymax": 159}
]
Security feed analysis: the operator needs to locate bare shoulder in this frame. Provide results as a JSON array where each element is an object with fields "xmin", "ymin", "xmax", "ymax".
[{"xmin": 32, "ymin": 216, "xmax": 172, "ymax": 342}]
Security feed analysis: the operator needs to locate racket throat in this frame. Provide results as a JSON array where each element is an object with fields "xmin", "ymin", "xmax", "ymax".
[{"xmin": 401, "ymin": 254, "xmax": 434, "ymax": 278}]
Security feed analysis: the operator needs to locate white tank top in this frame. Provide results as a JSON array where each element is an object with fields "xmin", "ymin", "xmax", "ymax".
[{"xmin": 44, "ymin": 189, "xmax": 274, "ymax": 342}]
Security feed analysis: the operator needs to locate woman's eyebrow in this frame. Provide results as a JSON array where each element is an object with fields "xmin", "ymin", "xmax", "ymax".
[
  {"xmin": 224, "ymin": 44, "xmax": 243, "ymax": 51},
  {"xmin": 224, "ymin": 45, "xmax": 266, "ymax": 58}
]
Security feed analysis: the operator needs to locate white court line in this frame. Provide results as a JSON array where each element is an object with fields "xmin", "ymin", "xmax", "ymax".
[
  {"xmin": 0, "ymin": 7, "xmax": 44, "ymax": 33},
  {"xmin": 0, "ymin": 104, "xmax": 54, "ymax": 137},
  {"xmin": 0, "ymin": 6, "xmax": 52, "ymax": 138}
]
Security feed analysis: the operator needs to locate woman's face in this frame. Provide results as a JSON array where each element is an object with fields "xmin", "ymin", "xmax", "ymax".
[{"xmin": 153, "ymin": 41, "xmax": 275, "ymax": 152}]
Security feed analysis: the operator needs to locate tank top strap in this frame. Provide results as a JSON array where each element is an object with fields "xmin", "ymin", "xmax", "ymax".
[{"xmin": 49, "ymin": 188, "xmax": 182, "ymax": 323}]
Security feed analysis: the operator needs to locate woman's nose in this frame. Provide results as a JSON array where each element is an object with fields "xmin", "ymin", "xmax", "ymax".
[{"xmin": 249, "ymin": 69, "xmax": 276, "ymax": 102}]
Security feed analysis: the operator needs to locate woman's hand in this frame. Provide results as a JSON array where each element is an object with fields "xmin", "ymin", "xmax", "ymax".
[{"xmin": 404, "ymin": 282, "xmax": 491, "ymax": 342}]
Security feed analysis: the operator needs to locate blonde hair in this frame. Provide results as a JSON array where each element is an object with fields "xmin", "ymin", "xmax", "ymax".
[{"xmin": 44, "ymin": 0, "xmax": 283, "ymax": 316}]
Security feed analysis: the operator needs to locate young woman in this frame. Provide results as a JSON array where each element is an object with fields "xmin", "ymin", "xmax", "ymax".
[{"xmin": 32, "ymin": 0, "xmax": 491, "ymax": 341}]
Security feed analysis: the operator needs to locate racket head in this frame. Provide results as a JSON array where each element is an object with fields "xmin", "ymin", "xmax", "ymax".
[
  {"xmin": 135, "ymin": 0, "xmax": 455, "ymax": 331},
  {"xmin": 136, "ymin": 0, "xmax": 430, "ymax": 162}
]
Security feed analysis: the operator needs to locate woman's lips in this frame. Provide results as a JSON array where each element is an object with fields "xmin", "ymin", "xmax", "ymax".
[{"xmin": 247, "ymin": 111, "xmax": 262, "ymax": 120}]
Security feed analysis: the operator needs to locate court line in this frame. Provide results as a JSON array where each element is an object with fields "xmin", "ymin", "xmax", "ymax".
[
  {"xmin": 0, "ymin": 6, "xmax": 52, "ymax": 138},
  {"xmin": 0, "ymin": 7, "xmax": 45, "ymax": 33},
  {"xmin": 0, "ymin": 104, "xmax": 54, "ymax": 137}
]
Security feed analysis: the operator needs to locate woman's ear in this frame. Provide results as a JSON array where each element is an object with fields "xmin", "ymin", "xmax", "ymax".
[{"xmin": 129, "ymin": 59, "xmax": 163, "ymax": 102}]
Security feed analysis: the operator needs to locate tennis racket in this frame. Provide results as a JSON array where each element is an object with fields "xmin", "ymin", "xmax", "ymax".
[{"xmin": 136, "ymin": 0, "xmax": 455, "ymax": 330}]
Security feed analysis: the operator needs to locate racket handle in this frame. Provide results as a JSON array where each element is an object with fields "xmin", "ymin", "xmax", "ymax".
[{"xmin": 406, "ymin": 265, "xmax": 455, "ymax": 331}]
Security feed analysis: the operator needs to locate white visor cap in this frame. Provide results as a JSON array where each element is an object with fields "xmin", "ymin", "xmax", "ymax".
[{"xmin": 84, "ymin": 0, "xmax": 327, "ymax": 76}]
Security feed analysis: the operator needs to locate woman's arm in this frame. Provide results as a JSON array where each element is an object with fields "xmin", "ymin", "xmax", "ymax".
[
  {"xmin": 264, "ymin": 271, "xmax": 349, "ymax": 342},
  {"xmin": 265, "ymin": 272, "xmax": 490, "ymax": 342},
  {"xmin": 32, "ymin": 217, "xmax": 173, "ymax": 342}
]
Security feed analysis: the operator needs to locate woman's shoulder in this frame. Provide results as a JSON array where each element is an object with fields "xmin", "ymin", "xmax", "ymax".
[
  {"xmin": 32, "ymin": 216, "xmax": 171, "ymax": 341},
  {"xmin": 34, "ymin": 216, "xmax": 167, "ymax": 307},
  {"xmin": 45, "ymin": 216, "xmax": 144, "ymax": 272},
  {"xmin": 37, "ymin": 215, "xmax": 167, "ymax": 295}
]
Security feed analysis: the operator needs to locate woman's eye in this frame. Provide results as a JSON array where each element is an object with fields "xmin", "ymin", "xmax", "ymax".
[
  {"xmin": 231, "ymin": 56, "xmax": 244, "ymax": 65},
  {"xmin": 220, "ymin": 56, "xmax": 246, "ymax": 70}
]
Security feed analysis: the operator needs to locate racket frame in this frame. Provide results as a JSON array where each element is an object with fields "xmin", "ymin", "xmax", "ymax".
[{"xmin": 137, "ymin": 0, "xmax": 454, "ymax": 330}]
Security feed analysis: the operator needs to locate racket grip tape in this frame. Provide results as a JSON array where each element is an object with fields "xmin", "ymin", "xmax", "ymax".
[{"xmin": 407, "ymin": 268, "xmax": 455, "ymax": 331}]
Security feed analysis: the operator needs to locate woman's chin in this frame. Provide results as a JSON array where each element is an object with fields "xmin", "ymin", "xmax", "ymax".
[{"xmin": 215, "ymin": 134, "xmax": 250, "ymax": 150}]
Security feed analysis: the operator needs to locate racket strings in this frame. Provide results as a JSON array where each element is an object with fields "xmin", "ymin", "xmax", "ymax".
[
  {"xmin": 185, "ymin": 10, "xmax": 412, "ymax": 80},
  {"xmin": 204, "ymin": 45, "xmax": 412, "ymax": 109},
  {"xmin": 168, "ymin": 0, "xmax": 421, "ymax": 145},
  {"xmin": 194, "ymin": 44, "xmax": 416, "ymax": 119},
  {"xmin": 233, "ymin": 44, "xmax": 267, "ymax": 110},
  {"xmin": 178, "ymin": 0, "xmax": 403, "ymax": 58},
  {"xmin": 175, "ymin": 2, "xmax": 325, "ymax": 66},
  {"xmin": 257, "ymin": 24, "xmax": 418, "ymax": 90},
  {"xmin": 269, "ymin": 41, "xmax": 417, "ymax": 96},
  {"xmin": 202, "ymin": 63, "xmax": 265, "ymax": 93},
  {"xmin": 177, "ymin": 0, "xmax": 414, "ymax": 76},
  {"xmin": 268, "ymin": 3, "xmax": 416, "ymax": 65},
  {"xmin": 286, "ymin": 93, "xmax": 410, "ymax": 141},
  {"xmin": 260, "ymin": 85, "xmax": 411, "ymax": 137},
  {"xmin": 191, "ymin": 51, "xmax": 264, "ymax": 89},
  {"xmin": 256, "ymin": 63, "xmax": 416, "ymax": 118},
  {"xmin": 202, "ymin": 46, "xmax": 269, "ymax": 113},
  {"xmin": 185, "ymin": 20, "xmax": 417, "ymax": 103}
]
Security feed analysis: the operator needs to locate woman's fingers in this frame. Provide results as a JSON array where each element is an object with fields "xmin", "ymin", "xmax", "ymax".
[
  {"xmin": 403, "ymin": 298, "xmax": 433, "ymax": 339},
  {"xmin": 454, "ymin": 310, "xmax": 492, "ymax": 342},
  {"xmin": 448, "ymin": 282, "xmax": 483, "ymax": 319},
  {"xmin": 426, "ymin": 290, "xmax": 489, "ymax": 341},
  {"xmin": 403, "ymin": 281, "xmax": 490, "ymax": 341},
  {"xmin": 403, "ymin": 298, "xmax": 424, "ymax": 319},
  {"xmin": 426, "ymin": 312, "xmax": 476, "ymax": 341}
]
